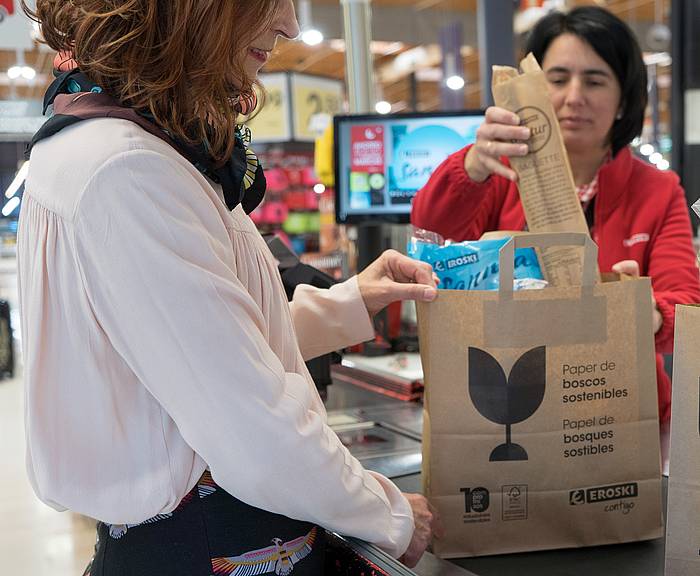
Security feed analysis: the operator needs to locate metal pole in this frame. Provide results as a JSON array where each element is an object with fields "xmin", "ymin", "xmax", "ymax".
[
  {"xmin": 477, "ymin": 0, "xmax": 515, "ymax": 108},
  {"xmin": 409, "ymin": 71, "xmax": 418, "ymax": 112},
  {"xmin": 670, "ymin": 0, "xmax": 684, "ymax": 177},
  {"xmin": 671, "ymin": 0, "xmax": 700, "ymax": 227},
  {"xmin": 440, "ymin": 22, "xmax": 464, "ymax": 111},
  {"xmin": 340, "ymin": 0, "xmax": 375, "ymax": 114},
  {"xmin": 648, "ymin": 64, "xmax": 660, "ymax": 146}
]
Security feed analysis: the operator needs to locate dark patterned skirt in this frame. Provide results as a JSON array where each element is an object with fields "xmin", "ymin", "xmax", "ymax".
[{"xmin": 83, "ymin": 471, "xmax": 325, "ymax": 576}]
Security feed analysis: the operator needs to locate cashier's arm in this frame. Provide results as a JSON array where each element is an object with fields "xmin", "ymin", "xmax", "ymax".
[{"xmin": 290, "ymin": 250, "xmax": 438, "ymax": 361}]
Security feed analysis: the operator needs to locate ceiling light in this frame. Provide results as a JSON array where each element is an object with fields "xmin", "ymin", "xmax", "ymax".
[
  {"xmin": 313, "ymin": 183, "xmax": 326, "ymax": 194},
  {"xmin": 6, "ymin": 65, "xmax": 36, "ymax": 81},
  {"xmin": 6, "ymin": 162, "xmax": 29, "ymax": 199},
  {"xmin": 301, "ymin": 29, "xmax": 324, "ymax": 46},
  {"xmin": 649, "ymin": 152, "xmax": 663, "ymax": 164},
  {"xmin": 2, "ymin": 197, "xmax": 20, "ymax": 217},
  {"xmin": 375, "ymin": 101, "xmax": 392, "ymax": 115},
  {"xmin": 298, "ymin": 0, "xmax": 323, "ymax": 46},
  {"xmin": 639, "ymin": 143, "xmax": 654, "ymax": 156},
  {"xmin": 443, "ymin": 52, "xmax": 465, "ymax": 91},
  {"xmin": 657, "ymin": 159, "xmax": 670, "ymax": 171},
  {"xmin": 446, "ymin": 75, "xmax": 465, "ymax": 91}
]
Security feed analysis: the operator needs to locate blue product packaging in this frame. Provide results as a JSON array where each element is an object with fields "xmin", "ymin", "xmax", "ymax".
[{"xmin": 408, "ymin": 236, "xmax": 544, "ymax": 291}]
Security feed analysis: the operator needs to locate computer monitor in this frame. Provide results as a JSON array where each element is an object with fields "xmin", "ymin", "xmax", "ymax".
[{"xmin": 334, "ymin": 110, "xmax": 485, "ymax": 224}]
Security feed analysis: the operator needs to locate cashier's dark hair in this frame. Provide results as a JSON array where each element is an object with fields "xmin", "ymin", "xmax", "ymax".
[{"xmin": 526, "ymin": 6, "xmax": 647, "ymax": 156}]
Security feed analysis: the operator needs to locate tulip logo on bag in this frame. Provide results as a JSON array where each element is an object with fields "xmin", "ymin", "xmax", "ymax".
[{"xmin": 469, "ymin": 346, "xmax": 546, "ymax": 461}]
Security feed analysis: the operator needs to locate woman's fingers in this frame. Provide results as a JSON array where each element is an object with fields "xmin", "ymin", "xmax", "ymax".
[
  {"xmin": 464, "ymin": 106, "xmax": 530, "ymax": 182},
  {"xmin": 476, "ymin": 139, "xmax": 529, "ymax": 159},
  {"xmin": 484, "ymin": 106, "xmax": 521, "ymax": 126},
  {"xmin": 612, "ymin": 260, "xmax": 640, "ymax": 277},
  {"xmin": 390, "ymin": 252, "xmax": 436, "ymax": 286},
  {"xmin": 478, "ymin": 122, "xmax": 531, "ymax": 144},
  {"xmin": 480, "ymin": 153, "xmax": 519, "ymax": 182}
]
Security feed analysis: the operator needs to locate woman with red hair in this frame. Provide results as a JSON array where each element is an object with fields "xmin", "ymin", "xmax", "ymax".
[{"xmin": 19, "ymin": 1, "xmax": 441, "ymax": 574}]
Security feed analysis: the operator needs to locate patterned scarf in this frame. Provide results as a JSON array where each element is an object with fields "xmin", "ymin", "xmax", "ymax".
[{"xmin": 27, "ymin": 57, "xmax": 266, "ymax": 214}]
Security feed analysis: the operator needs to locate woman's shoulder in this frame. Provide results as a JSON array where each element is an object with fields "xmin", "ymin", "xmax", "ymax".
[
  {"xmin": 28, "ymin": 118, "xmax": 208, "ymax": 222},
  {"xmin": 602, "ymin": 147, "xmax": 682, "ymax": 213},
  {"xmin": 30, "ymin": 117, "xmax": 187, "ymax": 188},
  {"xmin": 72, "ymin": 117, "xmax": 184, "ymax": 169},
  {"xmin": 625, "ymin": 149, "xmax": 681, "ymax": 193}
]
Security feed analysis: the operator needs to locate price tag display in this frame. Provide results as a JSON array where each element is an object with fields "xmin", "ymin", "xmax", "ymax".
[
  {"xmin": 244, "ymin": 73, "xmax": 344, "ymax": 143},
  {"xmin": 244, "ymin": 73, "xmax": 292, "ymax": 143},
  {"xmin": 290, "ymin": 74, "xmax": 344, "ymax": 142}
]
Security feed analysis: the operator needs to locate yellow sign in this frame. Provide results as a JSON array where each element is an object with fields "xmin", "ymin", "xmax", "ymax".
[
  {"xmin": 291, "ymin": 74, "xmax": 344, "ymax": 142},
  {"xmin": 245, "ymin": 73, "xmax": 291, "ymax": 143},
  {"xmin": 244, "ymin": 73, "xmax": 344, "ymax": 143}
]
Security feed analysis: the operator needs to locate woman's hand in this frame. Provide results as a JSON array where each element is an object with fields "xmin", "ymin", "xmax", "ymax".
[
  {"xmin": 611, "ymin": 260, "xmax": 663, "ymax": 333},
  {"xmin": 400, "ymin": 493, "xmax": 444, "ymax": 568},
  {"xmin": 357, "ymin": 250, "xmax": 438, "ymax": 318},
  {"xmin": 464, "ymin": 106, "xmax": 531, "ymax": 183}
]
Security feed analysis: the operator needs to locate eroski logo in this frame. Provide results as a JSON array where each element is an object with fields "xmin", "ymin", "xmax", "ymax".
[{"xmin": 569, "ymin": 482, "xmax": 639, "ymax": 505}]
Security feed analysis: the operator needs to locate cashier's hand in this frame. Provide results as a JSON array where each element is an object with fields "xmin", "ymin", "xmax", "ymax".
[
  {"xmin": 401, "ymin": 493, "xmax": 445, "ymax": 568},
  {"xmin": 357, "ymin": 250, "xmax": 438, "ymax": 318},
  {"xmin": 464, "ymin": 106, "xmax": 531, "ymax": 183},
  {"xmin": 612, "ymin": 260, "xmax": 663, "ymax": 333}
]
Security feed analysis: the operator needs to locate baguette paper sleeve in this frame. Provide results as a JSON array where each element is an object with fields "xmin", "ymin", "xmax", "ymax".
[{"xmin": 492, "ymin": 53, "xmax": 598, "ymax": 286}]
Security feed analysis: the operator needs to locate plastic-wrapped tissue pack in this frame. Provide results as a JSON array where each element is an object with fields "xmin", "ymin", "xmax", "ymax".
[{"xmin": 408, "ymin": 229, "xmax": 547, "ymax": 291}]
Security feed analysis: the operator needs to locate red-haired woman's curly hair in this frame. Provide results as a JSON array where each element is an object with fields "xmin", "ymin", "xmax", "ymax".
[{"xmin": 22, "ymin": 1, "xmax": 279, "ymax": 164}]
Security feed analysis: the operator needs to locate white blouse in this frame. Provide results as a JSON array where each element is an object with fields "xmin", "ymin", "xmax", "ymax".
[{"xmin": 18, "ymin": 118, "xmax": 414, "ymax": 558}]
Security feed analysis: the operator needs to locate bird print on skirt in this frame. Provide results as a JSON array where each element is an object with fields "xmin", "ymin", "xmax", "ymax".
[{"xmin": 211, "ymin": 527, "xmax": 317, "ymax": 576}]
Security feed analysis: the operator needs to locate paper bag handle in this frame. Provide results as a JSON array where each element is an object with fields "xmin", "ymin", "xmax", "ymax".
[{"xmin": 498, "ymin": 232, "xmax": 598, "ymax": 295}]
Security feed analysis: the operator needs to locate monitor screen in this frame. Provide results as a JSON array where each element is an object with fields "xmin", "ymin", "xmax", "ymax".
[{"xmin": 334, "ymin": 110, "xmax": 485, "ymax": 224}]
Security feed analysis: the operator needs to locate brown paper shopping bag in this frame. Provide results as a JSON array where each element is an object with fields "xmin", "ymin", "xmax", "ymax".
[
  {"xmin": 666, "ymin": 305, "xmax": 700, "ymax": 575},
  {"xmin": 417, "ymin": 233, "xmax": 663, "ymax": 558}
]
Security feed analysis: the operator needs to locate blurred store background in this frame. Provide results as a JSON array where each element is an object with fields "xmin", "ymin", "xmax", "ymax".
[
  {"xmin": 0, "ymin": 0, "xmax": 695, "ymax": 272},
  {"xmin": 1, "ymin": 0, "xmax": 699, "ymax": 574}
]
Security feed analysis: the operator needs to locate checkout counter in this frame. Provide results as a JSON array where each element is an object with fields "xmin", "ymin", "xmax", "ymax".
[{"xmin": 324, "ymin": 360, "xmax": 668, "ymax": 576}]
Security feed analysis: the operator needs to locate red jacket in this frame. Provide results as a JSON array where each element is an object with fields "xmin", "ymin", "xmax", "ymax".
[{"xmin": 412, "ymin": 146, "xmax": 700, "ymax": 423}]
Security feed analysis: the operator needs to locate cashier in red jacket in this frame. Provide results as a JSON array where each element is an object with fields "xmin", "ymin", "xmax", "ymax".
[{"xmin": 411, "ymin": 6, "xmax": 700, "ymax": 425}]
